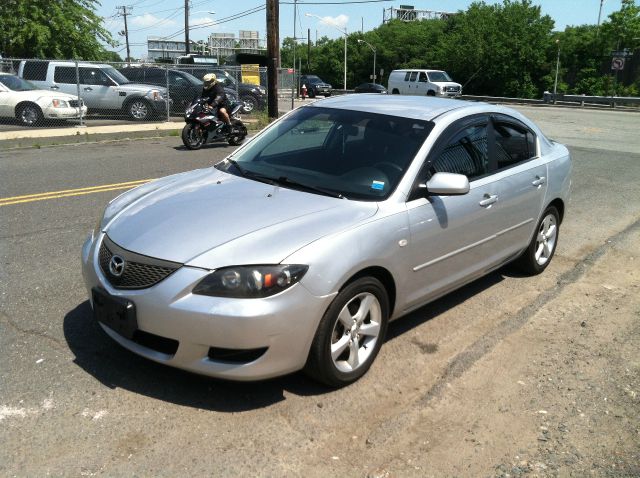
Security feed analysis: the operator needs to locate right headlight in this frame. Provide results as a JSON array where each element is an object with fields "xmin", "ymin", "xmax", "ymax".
[{"xmin": 193, "ymin": 265, "xmax": 308, "ymax": 298}]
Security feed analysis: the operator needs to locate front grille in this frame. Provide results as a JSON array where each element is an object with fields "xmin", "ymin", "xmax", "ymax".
[
  {"xmin": 132, "ymin": 330, "xmax": 179, "ymax": 356},
  {"xmin": 446, "ymin": 86, "xmax": 461, "ymax": 93},
  {"xmin": 208, "ymin": 346, "xmax": 268, "ymax": 364},
  {"xmin": 98, "ymin": 236, "xmax": 181, "ymax": 290},
  {"xmin": 69, "ymin": 100, "xmax": 84, "ymax": 107}
]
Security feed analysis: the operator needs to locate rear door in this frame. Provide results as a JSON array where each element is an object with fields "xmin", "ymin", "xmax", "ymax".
[{"xmin": 488, "ymin": 115, "xmax": 548, "ymax": 258}]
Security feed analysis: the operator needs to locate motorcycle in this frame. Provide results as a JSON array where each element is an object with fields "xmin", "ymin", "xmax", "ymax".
[{"xmin": 181, "ymin": 98, "xmax": 248, "ymax": 150}]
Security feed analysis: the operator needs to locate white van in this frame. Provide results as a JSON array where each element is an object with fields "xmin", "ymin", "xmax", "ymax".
[{"xmin": 388, "ymin": 69, "xmax": 462, "ymax": 97}]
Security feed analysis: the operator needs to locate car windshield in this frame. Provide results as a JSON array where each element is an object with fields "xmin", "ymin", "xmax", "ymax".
[
  {"xmin": 305, "ymin": 76, "xmax": 322, "ymax": 84},
  {"xmin": 0, "ymin": 75, "xmax": 38, "ymax": 91},
  {"xmin": 180, "ymin": 71, "xmax": 202, "ymax": 86},
  {"xmin": 103, "ymin": 67, "xmax": 131, "ymax": 84},
  {"xmin": 217, "ymin": 106, "xmax": 433, "ymax": 201},
  {"xmin": 428, "ymin": 71, "xmax": 452, "ymax": 82}
]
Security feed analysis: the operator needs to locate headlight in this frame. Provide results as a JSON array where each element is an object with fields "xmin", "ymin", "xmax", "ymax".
[
  {"xmin": 193, "ymin": 265, "xmax": 308, "ymax": 298},
  {"xmin": 146, "ymin": 89, "xmax": 161, "ymax": 100},
  {"xmin": 51, "ymin": 99, "xmax": 70, "ymax": 108}
]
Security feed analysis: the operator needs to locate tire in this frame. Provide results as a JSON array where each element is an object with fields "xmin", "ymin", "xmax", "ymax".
[
  {"xmin": 16, "ymin": 103, "xmax": 43, "ymax": 126},
  {"xmin": 305, "ymin": 277, "xmax": 389, "ymax": 387},
  {"xmin": 126, "ymin": 98, "xmax": 152, "ymax": 121},
  {"xmin": 227, "ymin": 120, "xmax": 247, "ymax": 146},
  {"xmin": 514, "ymin": 206, "xmax": 560, "ymax": 275},
  {"xmin": 391, "ymin": 89, "xmax": 399, "ymax": 95},
  {"xmin": 308, "ymin": 89, "xmax": 316, "ymax": 99},
  {"xmin": 427, "ymin": 90, "xmax": 436, "ymax": 96},
  {"xmin": 239, "ymin": 95, "xmax": 258, "ymax": 113},
  {"xmin": 181, "ymin": 123, "xmax": 205, "ymax": 150}
]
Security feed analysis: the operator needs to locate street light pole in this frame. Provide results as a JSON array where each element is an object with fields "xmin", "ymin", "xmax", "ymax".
[
  {"xmin": 553, "ymin": 39, "xmax": 560, "ymax": 103},
  {"xmin": 357, "ymin": 38, "xmax": 376, "ymax": 83},
  {"xmin": 305, "ymin": 13, "xmax": 348, "ymax": 90}
]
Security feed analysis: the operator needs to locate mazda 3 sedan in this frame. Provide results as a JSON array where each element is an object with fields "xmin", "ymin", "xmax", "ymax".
[{"xmin": 82, "ymin": 95, "xmax": 571, "ymax": 387}]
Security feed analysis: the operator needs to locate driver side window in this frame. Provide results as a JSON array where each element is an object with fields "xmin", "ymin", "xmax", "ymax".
[{"xmin": 80, "ymin": 68, "xmax": 110, "ymax": 86}]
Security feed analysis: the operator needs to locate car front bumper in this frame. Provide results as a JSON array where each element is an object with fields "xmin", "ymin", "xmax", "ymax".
[
  {"xmin": 43, "ymin": 105, "xmax": 88, "ymax": 119},
  {"xmin": 81, "ymin": 232, "xmax": 334, "ymax": 381}
]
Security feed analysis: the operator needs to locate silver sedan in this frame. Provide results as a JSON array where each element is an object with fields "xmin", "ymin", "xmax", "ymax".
[{"xmin": 82, "ymin": 95, "xmax": 571, "ymax": 387}]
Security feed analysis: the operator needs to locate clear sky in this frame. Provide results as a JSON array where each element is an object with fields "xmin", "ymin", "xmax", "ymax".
[{"xmin": 96, "ymin": 0, "xmax": 624, "ymax": 59}]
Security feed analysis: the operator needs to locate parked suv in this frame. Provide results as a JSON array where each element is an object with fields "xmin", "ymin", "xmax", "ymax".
[
  {"xmin": 18, "ymin": 60, "xmax": 170, "ymax": 120},
  {"xmin": 388, "ymin": 69, "xmax": 462, "ymax": 97},
  {"xmin": 118, "ymin": 66, "xmax": 239, "ymax": 113},
  {"xmin": 300, "ymin": 75, "xmax": 332, "ymax": 98},
  {"xmin": 176, "ymin": 66, "xmax": 266, "ymax": 113}
]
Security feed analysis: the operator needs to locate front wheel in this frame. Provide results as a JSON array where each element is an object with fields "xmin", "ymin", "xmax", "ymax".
[
  {"xmin": 239, "ymin": 95, "xmax": 258, "ymax": 113},
  {"xmin": 17, "ymin": 103, "xmax": 43, "ymax": 126},
  {"xmin": 305, "ymin": 277, "xmax": 389, "ymax": 387},
  {"xmin": 181, "ymin": 123, "xmax": 206, "ymax": 150},
  {"xmin": 514, "ymin": 206, "xmax": 560, "ymax": 275},
  {"xmin": 127, "ymin": 99, "xmax": 152, "ymax": 121}
]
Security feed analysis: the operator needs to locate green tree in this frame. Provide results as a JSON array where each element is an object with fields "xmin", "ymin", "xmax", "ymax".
[{"xmin": 0, "ymin": 0, "xmax": 115, "ymax": 60}]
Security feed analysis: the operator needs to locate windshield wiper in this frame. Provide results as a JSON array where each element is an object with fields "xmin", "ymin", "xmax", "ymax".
[
  {"xmin": 272, "ymin": 176, "xmax": 345, "ymax": 199},
  {"xmin": 220, "ymin": 161, "xmax": 344, "ymax": 198}
]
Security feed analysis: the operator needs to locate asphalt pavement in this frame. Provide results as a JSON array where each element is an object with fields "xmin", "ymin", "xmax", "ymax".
[{"xmin": 1, "ymin": 105, "xmax": 640, "ymax": 476}]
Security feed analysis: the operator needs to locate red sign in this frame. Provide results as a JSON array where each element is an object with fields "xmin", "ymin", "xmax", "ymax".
[{"xmin": 287, "ymin": 68, "xmax": 294, "ymax": 74}]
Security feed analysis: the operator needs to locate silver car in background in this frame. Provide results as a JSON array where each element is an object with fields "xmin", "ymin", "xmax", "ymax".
[{"xmin": 82, "ymin": 95, "xmax": 571, "ymax": 387}]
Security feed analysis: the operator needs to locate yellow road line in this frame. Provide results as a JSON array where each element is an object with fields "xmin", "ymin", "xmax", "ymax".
[{"xmin": 0, "ymin": 179, "xmax": 153, "ymax": 207}]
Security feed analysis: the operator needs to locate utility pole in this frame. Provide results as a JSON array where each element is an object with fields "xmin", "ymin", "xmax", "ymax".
[
  {"xmin": 292, "ymin": 0, "xmax": 297, "ymax": 109},
  {"xmin": 117, "ymin": 5, "xmax": 132, "ymax": 63},
  {"xmin": 597, "ymin": 0, "xmax": 604, "ymax": 37},
  {"xmin": 307, "ymin": 28, "xmax": 311, "ymax": 73},
  {"xmin": 184, "ymin": 0, "xmax": 190, "ymax": 55},
  {"xmin": 266, "ymin": 0, "xmax": 280, "ymax": 119}
]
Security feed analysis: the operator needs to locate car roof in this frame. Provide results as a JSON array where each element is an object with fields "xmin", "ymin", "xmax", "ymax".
[{"xmin": 307, "ymin": 94, "xmax": 476, "ymax": 121}]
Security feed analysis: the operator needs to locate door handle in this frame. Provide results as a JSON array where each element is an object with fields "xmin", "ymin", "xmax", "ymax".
[
  {"xmin": 479, "ymin": 194, "xmax": 498, "ymax": 207},
  {"xmin": 84, "ymin": 87, "xmax": 93, "ymax": 91},
  {"xmin": 532, "ymin": 175, "xmax": 546, "ymax": 187}
]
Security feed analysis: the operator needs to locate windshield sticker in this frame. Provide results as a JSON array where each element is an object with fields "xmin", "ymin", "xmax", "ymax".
[{"xmin": 371, "ymin": 180, "xmax": 385, "ymax": 191}]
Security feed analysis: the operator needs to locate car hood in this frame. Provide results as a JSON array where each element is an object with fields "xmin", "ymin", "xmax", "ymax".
[
  {"xmin": 105, "ymin": 167, "xmax": 378, "ymax": 268},
  {"xmin": 117, "ymin": 83, "xmax": 168, "ymax": 93},
  {"xmin": 432, "ymin": 81, "xmax": 462, "ymax": 88}
]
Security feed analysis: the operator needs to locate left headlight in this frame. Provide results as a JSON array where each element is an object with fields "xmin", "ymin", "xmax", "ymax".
[
  {"xmin": 193, "ymin": 265, "xmax": 308, "ymax": 298},
  {"xmin": 146, "ymin": 89, "xmax": 162, "ymax": 100}
]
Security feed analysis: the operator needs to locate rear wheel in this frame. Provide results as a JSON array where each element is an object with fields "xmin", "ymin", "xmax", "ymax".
[
  {"xmin": 227, "ymin": 120, "xmax": 247, "ymax": 146},
  {"xmin": 305, "ymin": 277, "xmax": 389, "ymax": 387},
  {"xmin": 514, "ymin": 206, "xmax": 559, "ymax": 275},
  {"xmin": 391, "ymin": 89, "xmax": 399, "ymax": 95},
  {"xmin": 181, "ymin": 123, "xmax": 206, "ymax": 150},
  {"xmin": 16, "ymin": 103, "xmax": 43, "ymax": 126}
]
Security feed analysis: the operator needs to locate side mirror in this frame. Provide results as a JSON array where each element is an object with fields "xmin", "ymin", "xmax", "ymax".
[{"xmin": 421, "ymin": 172, "xmax": 470, "ymax": 196}]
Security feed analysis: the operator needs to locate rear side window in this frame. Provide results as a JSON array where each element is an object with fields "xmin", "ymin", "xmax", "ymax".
[
  {"xmin": 54, "ymin": 66, "xmax": 77, "ymax": 84},
  {"xmin": 22, "ymin": 61, "xmax": 49, "ymax": 81},
  {"xmin": 492, "ymin": 122, "xmax": 536, "ymax": 169},
  {"xmin": 121, "ymin": 69, "xmax": 142, "ymax": 82},
  {"xmin": 144, "ymin": 69, "xmax": 164, "ymax": 83},
  {"xmin": 429, "ymin": 124, "xmax": 489, "ymax": 180}
]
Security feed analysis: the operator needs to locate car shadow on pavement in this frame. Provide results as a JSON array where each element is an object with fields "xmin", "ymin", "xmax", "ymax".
[
  {"xmin": 172, "ymin": 143, "xmax": 231, "ymax": 152},
  {"xmin": 387, "ymin": 271, "xmax": 504, "ymax": 341},
  {"xmin": 63, "ymin": 301, "xmax": 331, "ymax": 412}
]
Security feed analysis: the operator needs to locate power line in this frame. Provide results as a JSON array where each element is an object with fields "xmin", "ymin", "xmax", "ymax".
[{"xmin": 280, "ymin": 0, "xmax": 392, "ymax": 4}]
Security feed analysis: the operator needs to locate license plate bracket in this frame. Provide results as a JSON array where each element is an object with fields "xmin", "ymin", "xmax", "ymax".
[{"xmin": 92, "ymin": 287, "xmax": 138, "ymax": 340}]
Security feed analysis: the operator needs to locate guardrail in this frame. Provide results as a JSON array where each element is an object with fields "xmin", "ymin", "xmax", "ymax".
[{"xmin": 542, "ymin": 92, "xmax": 640, "ymax": 107}]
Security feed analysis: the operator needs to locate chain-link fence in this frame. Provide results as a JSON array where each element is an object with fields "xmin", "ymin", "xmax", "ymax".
[{"xmin": 0, "ymin": 59, "xmax": 268, "ymax": 129}]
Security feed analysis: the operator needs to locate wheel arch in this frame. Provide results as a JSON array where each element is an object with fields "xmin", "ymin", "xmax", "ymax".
[
  {"xmin": 391, "ymin": 88, "xmax": 400, "ymax": 94},
  {"xmin": 546, "ymin": 198, "xmax": 565, "ymax": 224},
  {"xmin": 339, "ymin": 266, "xmax": 397, "ymax": 318},
  {"xmin": 15, "ymin": 101, "xmax": 42, "ymax": 115}
]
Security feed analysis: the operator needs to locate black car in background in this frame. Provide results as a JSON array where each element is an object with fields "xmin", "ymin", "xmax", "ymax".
[
  {"xmin": 354, "ymin": 83, "xmax": 387, "ymax": 94},
  {"xmin": 118, "ymin": 67, "xmax": 239, "ymax": 113},
  {"xmin": 174, "ymin": 66, "xmax": 266, "ymax": 113},
  {"xmin": 300, "ymin": 75, "xmax": 332, "ymax": 98}
]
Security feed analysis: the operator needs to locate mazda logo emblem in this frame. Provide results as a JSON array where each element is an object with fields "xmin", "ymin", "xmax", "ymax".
[{"xmin": 109, "ymin": 255, "xmax": 126, "ymax": 277}]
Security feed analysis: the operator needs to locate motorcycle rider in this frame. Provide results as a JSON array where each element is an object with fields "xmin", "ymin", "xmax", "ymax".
[{"xmin": 201, "ymin": 73, "xmax": 231, "ymax": 132}]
